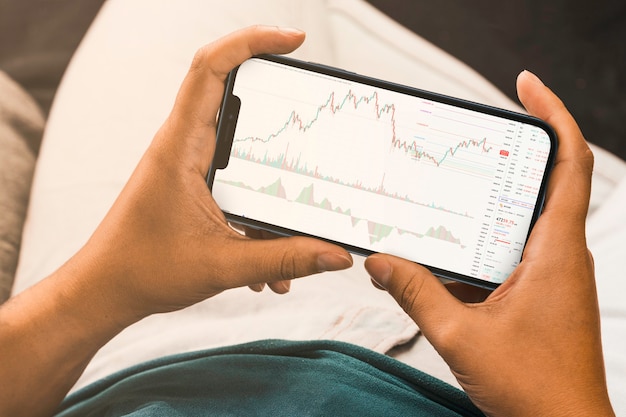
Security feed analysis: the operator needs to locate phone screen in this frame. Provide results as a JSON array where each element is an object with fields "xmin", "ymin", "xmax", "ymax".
[{"xmin": 209, "ymin": 56, "xmax": 556, "ymax": 288}]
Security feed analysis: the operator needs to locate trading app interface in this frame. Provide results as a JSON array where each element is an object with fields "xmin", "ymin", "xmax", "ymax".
[{"xmin": 212, "ymin": 58, "xmax": 552, "ymax": 285}]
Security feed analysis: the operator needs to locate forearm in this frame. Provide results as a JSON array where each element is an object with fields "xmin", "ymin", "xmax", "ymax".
[{"xmin": 0, "ymin": 249, "xmax": 139, "ymax": 417}]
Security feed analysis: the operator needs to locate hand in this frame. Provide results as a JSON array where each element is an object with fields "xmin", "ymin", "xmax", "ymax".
[
  {"xmin": 0, "ymin": 26, "xmax": 354, "ymax": 417},
  {"xmin": 77, "ymin": 25, "xmax": 353, "ymax": 318},
  {"xmin": 365, "ymin": 71, "xmax": 615, "ymax": 416}
]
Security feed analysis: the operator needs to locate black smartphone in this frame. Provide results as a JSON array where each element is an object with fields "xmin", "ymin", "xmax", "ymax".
[{"xmin": 207, "ymin": 55, "xmax": 556, "ymax": 289}]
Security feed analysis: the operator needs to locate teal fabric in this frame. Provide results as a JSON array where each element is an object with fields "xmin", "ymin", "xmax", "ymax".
[{"xmin": 56, "ymin": 340, "xmax": 484, "ymax": 416}]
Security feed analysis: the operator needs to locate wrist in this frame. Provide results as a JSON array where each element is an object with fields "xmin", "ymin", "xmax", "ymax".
[
  {"xmin": 0, "ymin": 248, "xmax": 139, "ymax": 417},
  {"xmin": 492, "ymin": 377, "xmax": 615, "ymax": 417},
  {"xmin": 59, "ymin": 243, "xmax": 149, "ymax": 335},
  {"xmin": 540, "ymin": 389, "xmax": 615, "ymax": 417}
]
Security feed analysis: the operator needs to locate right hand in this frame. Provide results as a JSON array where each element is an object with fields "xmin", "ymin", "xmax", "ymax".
[{"xmin": 365, "ymin": 70, "xmax": 614, "ymax": 416}]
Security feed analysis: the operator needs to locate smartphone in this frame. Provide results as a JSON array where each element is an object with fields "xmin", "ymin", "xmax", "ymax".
[{"xmin": 207, "ymin": 55, "xmax": 556, "ymax": 289}]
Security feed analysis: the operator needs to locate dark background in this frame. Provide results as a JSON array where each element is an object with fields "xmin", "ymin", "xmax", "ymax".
[
  {"xmin": 367, "ymin": 0, "xmax": 626, "ymax": 161},
  {"xmin": 1, "ymin": 0, "xmax": 624, "ymax": 160}
]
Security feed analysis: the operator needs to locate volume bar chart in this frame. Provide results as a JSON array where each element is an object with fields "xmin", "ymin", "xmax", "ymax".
[{"xmin": 218, "ymin": 177, "xmax": 467, "ymax": 249}]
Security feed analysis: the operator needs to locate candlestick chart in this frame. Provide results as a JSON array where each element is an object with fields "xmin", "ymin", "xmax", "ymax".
[{"xmin": 211, "ymin": 58, "xmax": 553, "ymax": 284}]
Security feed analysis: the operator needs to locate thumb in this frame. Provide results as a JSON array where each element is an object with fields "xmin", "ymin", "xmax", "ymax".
[
  {"xmin": 215, "ymin": 235, "xmax": 353, "ymax": 291},
  {"xmin": 516, "ymin": 70, "xmax": 593, "ymax": 225},
  {"xmin": 364, "ymin": 254, "xmax": 465, "ymax": 337}
]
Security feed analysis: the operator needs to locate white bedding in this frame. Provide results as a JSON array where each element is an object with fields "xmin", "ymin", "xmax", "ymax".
[{"xmin": 13, "ymin": 0, "xmax": 625, "ymax": 411}]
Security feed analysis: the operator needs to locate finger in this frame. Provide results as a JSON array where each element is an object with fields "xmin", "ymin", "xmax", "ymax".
[
  {"xmin": 248, "ymin": 280, "xmax": 290, "ymax": 294},
  {"xmin": 156, "ymin": 25, "xmax": 306, "ymax": 174},
  {"xmin": 248, "ymin": 282, "xmax": 266, "ymax": 292},
  {"xmin": 370, "ymin": 277, "xmax": 386, "ymax": 291},
  {"xmin": 267, "ymin": 280, "xmax": 291, "ymax": 294},
  {"xmin": 191, "ymin": 25, "xmax": 306, "ymax": 82},
  {"xmin": 364, "ymin": 254, "xmax": 465, "ymax": 341},
  {"xmin": 172, "ymin": 25, "xmax": 305, "ymax": 132},
  {"xmin": 515, "ymin": 71, "xmax": 594, "ymax": 282},
  {"xmin": 516, "ymin": 71, "xmax": 593, "ymax": 226},
  {"xmin": 219, "ymin": 236, "xmax": 352, "ymax": 290}
]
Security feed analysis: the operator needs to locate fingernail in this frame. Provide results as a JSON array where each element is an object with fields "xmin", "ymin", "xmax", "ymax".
[
  {"xmin": 317, "ymin": 253, "xmax": 353, "ymax": 272},
  {"xmin": 277, "ymin": 26, "xmax": 305, "ymax": 36},
  {"xmin": 521, "ymin": 70, "xmax": 544, "ymax": 86},
  {"xmin": 364, "ymin": 256, "xmax": 392, "ymax": 289}
]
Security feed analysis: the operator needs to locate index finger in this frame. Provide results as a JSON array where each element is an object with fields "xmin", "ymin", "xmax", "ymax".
[
  {"xmin": 152, "ymin": 25, "xmax": 306, "ymax": 177},
  {"xmin": 173, "ymin": 25, "xmax": 306, "ymax": 128}
]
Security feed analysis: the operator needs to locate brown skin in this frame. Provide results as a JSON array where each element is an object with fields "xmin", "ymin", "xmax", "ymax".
[
  {"xmin": 0, "ymin": 26, "xmax": 614, "ymax": 417},
  {"xmin": 0, "ymin": 26, "xmax": 353, "ymax": 417},
  {"xmin": 365, "ymin": 70, "xmax": 615, "ymax": 416}
]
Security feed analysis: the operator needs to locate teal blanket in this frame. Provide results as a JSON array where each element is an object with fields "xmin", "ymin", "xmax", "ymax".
[{"xmin": 56, "ymin": 339, "xmax": 484, "ymax": 416}]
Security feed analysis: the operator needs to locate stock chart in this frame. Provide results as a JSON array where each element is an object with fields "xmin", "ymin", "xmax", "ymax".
[{"xmin": 212, "ymin": 58, "xmax": 552, "ymax": 284}]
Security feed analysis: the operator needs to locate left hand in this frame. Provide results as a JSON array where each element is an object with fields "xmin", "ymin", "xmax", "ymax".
[
  {"xmin": 2, "ymin": 26, "xmax": 355, "ymax": 417},
  {"xmin": 74, "ymin": 25, "xmax": 353, "ymax": 320}
]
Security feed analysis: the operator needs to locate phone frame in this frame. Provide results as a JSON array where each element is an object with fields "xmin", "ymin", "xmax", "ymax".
[{"xmin": 208, "ymin": 54, "xmax": 557, "ymax": 289}]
